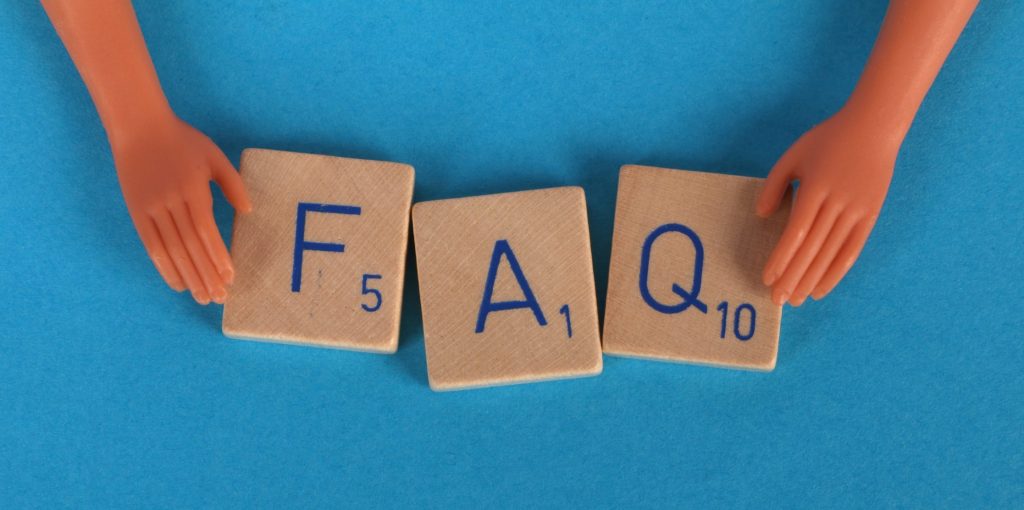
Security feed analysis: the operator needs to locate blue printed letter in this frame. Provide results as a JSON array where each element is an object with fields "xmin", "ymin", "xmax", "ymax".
[
  {"xmin": 475, "ymin": 240, "xmax": 548, "ymax": 333},
  {"xmin": 292, "ymin": 202, "xmax": 361, "ymax": 292},
  {"xmin": 638, "ymin": 223, "xmax": 708, "ymax": 314}
]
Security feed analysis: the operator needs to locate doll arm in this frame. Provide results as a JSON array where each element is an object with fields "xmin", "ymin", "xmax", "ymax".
[
  {"xmin": 756, "ymin": 0, "xmax": 978, "ymax": 306},
  {"xmin": 41, "ymin": 0, "xmax": 251, "ymax": 305}
]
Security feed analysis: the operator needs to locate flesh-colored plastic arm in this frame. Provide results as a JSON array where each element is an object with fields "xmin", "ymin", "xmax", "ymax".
[
  {"xmin": 41, "ymin": 0, "xmax": 251, "ymax": 305},
  {"xmin": 757, "ymin": 0, "xmax": 978, "ymax": 306}
]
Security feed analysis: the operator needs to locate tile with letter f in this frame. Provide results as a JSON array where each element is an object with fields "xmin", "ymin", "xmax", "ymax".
[
  {"xmin": 603, "ymin": 165, "xmax": 789, "ymax": 370},
  {"xmin": 412, "ymin": 187, "xmax": 603, "ymax": 390},
  {"xmin": 222, "ymin": 149, "xmax": 414, "ymax": 353}
]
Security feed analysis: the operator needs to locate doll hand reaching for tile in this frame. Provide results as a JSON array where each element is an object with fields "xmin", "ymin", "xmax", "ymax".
[
  {"xmin": 114, "ymin": 115, "xmax": 251, "ymax": 304},
  {"xmin": 755, "ymin": 108, "xmax": 897, "ymax": 306}
]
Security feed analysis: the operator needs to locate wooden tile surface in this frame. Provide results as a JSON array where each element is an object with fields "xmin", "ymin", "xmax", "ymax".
[
  {"xmin": 222, "ymin": 149, "xmax": 414, "ymax": 353},
  {"xmin": 603, "ymin": 165, "xmax": 789, "ymax": 370},
  {"xmin": 412, "ymin": 187, "xmax": 603, "ymax": 390}
]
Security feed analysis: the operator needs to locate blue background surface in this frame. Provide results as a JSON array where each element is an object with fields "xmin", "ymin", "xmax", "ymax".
[{"xmin": 1, "ymin": 1, "xmax": 1021, "ymax": 507}]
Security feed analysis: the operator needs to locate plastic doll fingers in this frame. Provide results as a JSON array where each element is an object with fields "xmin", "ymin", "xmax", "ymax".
[
  {"xmin": 151, "ymin": 208, "xmax": 210, "ymax": 305},
  {"xmin": 756, "ymin": 173, "xmax": 792, "ymax": 219},
  {"xmin": 135, "ymin": 216, "xmax": 186, "ymax": 292},
  {"xmin": 790, "ymin": 212, "xmax": 859, "ymax": 305},
  {"xmin": 210, "ymin": 152, "xmax": 252, "ymax": 213},
  {"xmin": 770, "ymin": 201, "xmax": 842, "ymax": 306},
  {"xmin": 187, "ymin": 198, "xmax": 234, "ymax": 285},
  {"xmin": 168, "ymin": 202, "xmax": 227, "ymax": 304},
  {"xmin": 756, "ymin": 135, "xmax": 807, "ymax": 217},
  {"xmin": 811, "ymin": 219, "xmax": 875, "ymax": 300},
  {"xmin": 762, "ymin": 187, "xmax": 826, "ymax": 288}
]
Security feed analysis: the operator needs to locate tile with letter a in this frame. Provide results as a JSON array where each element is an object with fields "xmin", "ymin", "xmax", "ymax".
[
  {"xmin": 603, "ymin": 165, "xmax": 789, "ymax": 370},
  {"xmin": 412, "ymin": 187, "xmax": 603, "ymax": 390},
  {"xmin": 222, "ymin": 148, "xmax": 414, "ymax": 353}
]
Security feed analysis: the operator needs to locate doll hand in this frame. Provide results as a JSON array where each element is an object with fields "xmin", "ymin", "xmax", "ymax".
[
  {"xmin": 755, "ymin": 108, "xmax": 898, "ymax": 306},
  {"xmin": 113, "ymin": 116, "xmax": 251, "ymax": 305}
]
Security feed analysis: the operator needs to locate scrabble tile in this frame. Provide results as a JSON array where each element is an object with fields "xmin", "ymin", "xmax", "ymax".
[
  {"xmin": 602, "ymin": 165, "xmax": 790, "ymax": 370},
  {"xmin": 412, "ymin": 187, "xmax": 603, "ymax": 390},
  {"xmin": 222, "ymin": 149, "xmax": 414, "ymax": 353}
]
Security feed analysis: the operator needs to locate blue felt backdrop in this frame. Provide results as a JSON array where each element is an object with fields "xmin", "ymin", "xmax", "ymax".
[{"xmin": 1, "ymin": 1, "xmax": 1021, "ymax": 508}]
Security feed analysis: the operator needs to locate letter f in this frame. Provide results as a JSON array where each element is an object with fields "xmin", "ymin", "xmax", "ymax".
[{"xmin": 292, "ymin": 202, "xmax": 361, "ymax": 292}]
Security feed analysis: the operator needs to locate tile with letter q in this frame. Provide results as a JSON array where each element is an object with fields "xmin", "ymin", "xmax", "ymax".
[
  {"xmin": 602, "ymin": 165, "xmax": 789, "ymax": 370},
  {"xmin": 412, "ymin": 186, "xmax": 603, "ymax": 390},
  {"xmin": 222, "ymin": 148, "xmax": 414, "ymax": 353}
]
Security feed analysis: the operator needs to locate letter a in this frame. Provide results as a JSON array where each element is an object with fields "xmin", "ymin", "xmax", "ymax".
[{"xmin": 475, "ymin": 240, "xmax": 548, "ymax": 333}]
